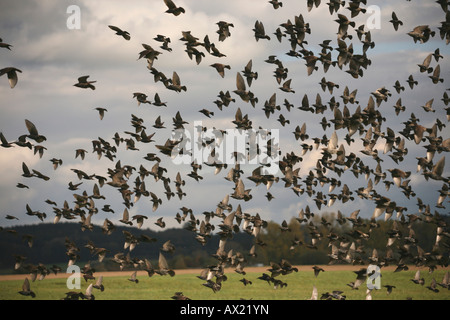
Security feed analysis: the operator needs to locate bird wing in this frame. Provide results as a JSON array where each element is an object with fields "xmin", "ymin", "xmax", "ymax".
[
  {"xmin": 108, "ymin": 25, "xmax": 122, "ymax": 32},
  {"xmin": 172, "ymin": 71, "xmax": 181, "ymax": 86},
  {"xmin": 164, "ymin": 0, "xmax": 177, "ymax": 9},
  {"xmin": 22, "ymin": 277, "xmax": 31, "ymax": 291},
  {"xmin": 77, "ymin": 75, "xmax": 90, "ymax": 83},
  {"xmin": 236, "ymin": 72, "xmax": 246, "ymax": 91},
  {"xmin": 432, "ymin": 156, "xmax": 445, "ymax": 177},
  {"xmin": 25, "ymin": 119, "xmax": 39, "ymax": 137},
  {"xmin": 159, "ymin": 252, "xmax": 169, "ymax": 270}
]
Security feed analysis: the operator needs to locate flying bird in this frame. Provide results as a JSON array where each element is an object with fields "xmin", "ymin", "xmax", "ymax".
[
  {"xmin": 389, "ymin": 12, "xmax": 403, "ymax": 31},
  {"xmin": 108, "ymin": 25, "xmax": 130, "ymax": 40},
  {"xmin": 95, "ymin": 107, "xmax": 107, "ymax": 120},
  {"xmin": 0, "ymin": 67, "xmax": 22, "ymax": 88},
  {"xmin": 253, "ymin": 20, "xmax": 271, "ymax": 41},
  {"xmin": 164, "ymin": 0, "xmax": 185, "ymax": 16},
  {"xmin": 74, "ymin": 75, "xmax": 96, "ymax": 90},
  {"xmin": 18, "ymin": 278, "xmax": 35, "ymax": 298},
  {"xmin": 25, "ymin": 119, "xmax": 47, "ymax": 143}
]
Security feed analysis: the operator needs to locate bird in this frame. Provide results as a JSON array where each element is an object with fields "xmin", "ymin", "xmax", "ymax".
[
  {"xmin": 426, "ymin": 278, "xmax": 439, "ymax": 293},
  {"xmin": 18, "ymin": 278, "xmax": 35, "ymax": 298},
  {"xmin": 0, "ymin": 38, "xmax": 12, "ymax": 50},
  {"xmin": 157, "ymin": 252, "xmax": 175, "ymax": 276},
  {"xmin": 269, "ymin": 0, "xmax": 283, "ymax": 9},
  {"xmin": 429, "ymin": 64, "xmax": 444, "ymax": 84},
  {"xmin": 313, "ymin": 266, "xmax": 325, "ymax": 277},
  {"xmin": 438, "ymin": 271, "xmax": 449, "ymax": 289},
  {"xmin": 24, "ymin": 119, "xmax": 47, "ymax": 143},
  {"xmin": 163, "ymin": 0, "xmax": 185, "ymax": 16},
  {"xmin": 406, "ymin": 75, "xmax": 418, "ymax": 89},
  {"xmin": 0, "ymin": 67, "xmax": 22, "ymax": 88},
  {"xmin": 307, "ymin": 0, "xmax": 321, "ymax": 12},
  {"xmin": 161, "ymin": 240, "xmax": 175, "ymax": 253},
  {"xmin": 131, "ymin": 215, "xmax": 147, "ymax": 229},
  {"xmin": 94, "ymin": 107, "xmax": 107, "ymax": 120},
  {"xmin": 128, "ymin": 271, "xmax": 139, "ymax": 283},
  {"xmin": 108, "ymin": 25, "xmax": 130, "ymax": 40},
  {"xmin": 92, "ymin": 276, "xmax": 104, "ymax": 292},
  {"xmin": 411, "ymin": 270, "xmax": 425, "ymax": 285},
  {"xmin": 216, "ymin": 21, "xmax": 234, "ymax": 42},
  {"xmin": 408, "ymin": 25, "xmax": 435, "ymax": 43},
  {"xmin": 172, "ymin": 292, "xmax": 191, "ymax": 300},
  {"xmin": 279, "ymin": 79, "xmax": 295, "ymax": 93},
  {"xmin": 418, "ymin": 53, "xmax": 433, "ymax": 73},
  {"xmin": 383, "ymin": 285, "xmax": 396, "ymax": 295},
  {"xmin": 0, "ymin": 132, "xmax": 14, "ymax": 148},
  {"xmin": 210, "ymin": 63, "xmax": 231, "ymax": 78},
  {"xmin": 421, "ymin": 99, "xmax": 435, "ymax": 113},
  {"xmin": 423, "ymin": 156, "xmax": 446, "ymax": 181},
  {"xmin": 74, "ymin": 75, "xmax": 96, "ymax": 90},
  {"xmin": 389, "ymin": 12, "xmax": 403, "ymax": 31},
  {"xmin": 119, "ymin": 208, "xmax": 133, "ymax": 226},
  {"xmin": 234, "ymin": 72, "xmax": 257, "ymax": 106},
  {"xmin": 166, "ymin": 71, "xmax": 187, "ymax": 92},
  {"xmin": 155, "ymin": 217, "xmax": 166, "ymax": 228},
  {"xmin": 242, "ymin": 59, "xmax": 258, "ymax": 87},
  {"xmin": 240, "ymin": 278, "xmax": 252, "ymax": 286},
  {"xmin": 253, "ymin": 20, "xmax": 271, "ymax": 41}
]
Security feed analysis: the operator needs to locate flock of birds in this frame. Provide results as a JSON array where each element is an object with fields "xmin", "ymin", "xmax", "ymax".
[{"xmin": 1, "ymin": 0, "xmax": 450, "ymax": 300}]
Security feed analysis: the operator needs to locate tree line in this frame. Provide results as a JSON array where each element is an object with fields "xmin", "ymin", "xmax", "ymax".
[{"xmin": 0, "ymin": 212, "xmax": 447, "ymax": 274}]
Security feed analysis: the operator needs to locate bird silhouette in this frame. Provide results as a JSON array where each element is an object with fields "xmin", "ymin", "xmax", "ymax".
[
  {"xmin": 389, "ymin": 12, "xmax": 403, "ymax": 31},
  {"xmin": 0, "ymin": 67, "xmax": 22, "ymax": 88},
  {"xmin": 163, "ymin": 0, "xmax": 185, "ymax": 16},
  {"xmin": 18, "ymin": 278, "xmax": 35, "ymax": 298},
  {"xmin": 74, "ymin": 76, "xmax": 96, "ymax": 90},
  {"xmin": 108, "ymin": 25, "xmax": 130, "ymax": 40}
]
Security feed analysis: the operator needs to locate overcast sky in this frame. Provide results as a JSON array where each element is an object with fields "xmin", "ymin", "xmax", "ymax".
[{"xmin": 0, "ymin": 0, "xmax": 448, "ymax": 231}]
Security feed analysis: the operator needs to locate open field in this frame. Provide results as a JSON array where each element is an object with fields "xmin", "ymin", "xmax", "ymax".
[{"xmin": 1, "ymin": 265, "xmax": 449, "ymax": 300}]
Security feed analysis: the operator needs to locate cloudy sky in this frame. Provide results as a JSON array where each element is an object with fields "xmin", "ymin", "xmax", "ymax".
[{"xmin": 0, "ymin": 0, "xmax": 448, "ymax": 231}]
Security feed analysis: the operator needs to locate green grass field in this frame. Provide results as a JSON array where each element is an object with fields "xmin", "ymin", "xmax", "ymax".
[{"xmin": 1, "ymin": 268, "xmax": 449, "ymax": 300}]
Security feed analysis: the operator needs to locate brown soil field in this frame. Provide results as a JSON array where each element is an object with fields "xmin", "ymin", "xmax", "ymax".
[{"xmin": 0, "ymin": 264, "xmax": 417, "ymax": 281}]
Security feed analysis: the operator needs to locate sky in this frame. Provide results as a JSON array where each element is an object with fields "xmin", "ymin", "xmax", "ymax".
[{"xmin": 0, "ymin": 0, "xmax": 448, "ymax": 231}]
